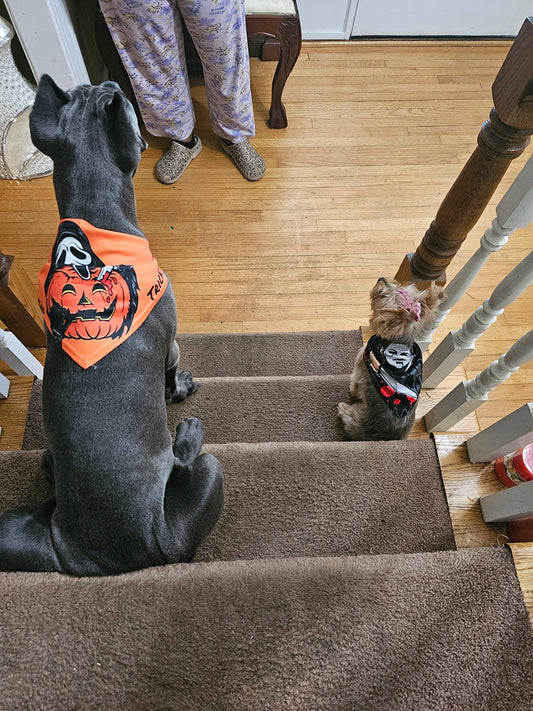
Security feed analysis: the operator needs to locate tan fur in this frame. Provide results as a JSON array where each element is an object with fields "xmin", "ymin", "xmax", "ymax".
[{"xmin": 338, "ymin": 278, "xmax": 446, "ymax": 441}]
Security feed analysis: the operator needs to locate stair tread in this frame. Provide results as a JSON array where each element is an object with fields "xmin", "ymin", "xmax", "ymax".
[
  {"xmin": 0, "ymin": 438, "xmax": 455, "ymax": 560},
  {"xmin": 177, "ymin": 329, "xmax": 363, "ymax": 377},
  {"xmin": 24, "ymin": 374, "xmax": 354, "ymax": 447},
  {"xmin": 0, "ymin": 547, "xmax": 530, "ymax": 710}
]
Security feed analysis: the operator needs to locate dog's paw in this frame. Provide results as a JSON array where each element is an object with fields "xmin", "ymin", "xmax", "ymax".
[
  {"xmin": 337, "ymin": 402, "xmax": 351, "ymax": 419},
  {"xmin": 173, "ymin": 417, "xmax": 204, "ymax": 465},
  {"xmin": 166, "ymin": 370, "xmax": 200, "ymax": 404}
]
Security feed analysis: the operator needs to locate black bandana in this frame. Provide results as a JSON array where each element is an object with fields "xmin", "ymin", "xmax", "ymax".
[{"xmin": 363, "ymin": 335, "xmax": 422, "ymax": 418}]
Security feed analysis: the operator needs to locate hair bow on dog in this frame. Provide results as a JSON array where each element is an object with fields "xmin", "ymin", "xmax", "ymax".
[{"xmin": 395, "ymin": 288, "xmax": 421, "ymax": 321}]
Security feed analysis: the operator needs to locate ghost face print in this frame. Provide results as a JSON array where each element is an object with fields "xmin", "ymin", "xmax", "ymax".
[{"xmin": 383, "ymin": 342, "xmax": 413, "ymax": 370}]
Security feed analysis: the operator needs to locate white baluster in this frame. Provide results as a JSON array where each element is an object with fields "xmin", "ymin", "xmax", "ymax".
[
  {"xmin": 422, "ymin": 250, "xmax": 533, "ymax": 388},
  {"xmin": 0, "ymin": 372, "xmax": 10, "ymax": 399},
  {"xmin": 418, "ymin": 152, "xmax": 533, "ymax": 351},
  {"xmin": 480, "ymin": 480, "xmax": 533, "ymax": 524},
  {"xmin": 424, "ymin": 328, "xmax": 533, "ymax": 432},
  {"xmin": 0, "ymin": 328, "xmax": 43, "ymax": 378},
  {"xmin": 466, "ymin": 403, "xmax": 533, "ymax": 463}
]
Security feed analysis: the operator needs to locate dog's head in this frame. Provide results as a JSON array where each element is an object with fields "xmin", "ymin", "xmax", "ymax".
[
  {"xmin": 29, "ymin": 74, "xmax": 147, "ymax": 176},
  {"xmin": 368, "ymin": 277, "xmax": 445, "ymax": 343}
]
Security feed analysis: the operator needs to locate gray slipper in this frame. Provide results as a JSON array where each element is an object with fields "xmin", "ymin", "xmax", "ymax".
[
  {"xmin": 155, "ymin": 136, "xmax": 202, "ymax": 184},
  {"xmin": 220, "ymin": 138, "xmax": 265, "ymax": 181}
]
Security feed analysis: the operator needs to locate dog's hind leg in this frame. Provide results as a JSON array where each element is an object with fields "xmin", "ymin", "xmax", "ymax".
[
  {"xmin": 162, "ymin": 451, "xmax": 224, "ymax": 563},
  {"xmin": 337, "ymin": 401, "xmax": 366, "ymax": 440},
  {"xmin": 165, "ymin": 338, "xmax": 200, "ymax": 403},
  {"xmin": 41, "ymin": 449, "xmax": 55, "ymax": 487},
  {"xmin": 0, "ymin": 497, "xmax": 62, "ymax": 572}
]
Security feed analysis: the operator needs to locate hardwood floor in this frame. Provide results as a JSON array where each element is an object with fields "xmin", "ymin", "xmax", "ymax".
[{"xmin": 0, "ymin": 40, "xmax": 532, "ymax": 608}]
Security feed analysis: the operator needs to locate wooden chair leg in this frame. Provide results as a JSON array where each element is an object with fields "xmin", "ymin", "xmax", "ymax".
[{"xmin": 269, "ymin": 15, "xmax": 301, "ymax": 129}]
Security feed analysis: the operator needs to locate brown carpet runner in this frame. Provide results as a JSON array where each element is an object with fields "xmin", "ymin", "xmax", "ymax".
[
  {"xmin": 0, "ymin": 548, "xmax": 530, "ymax": 710},
  {"xmin": 0, "ymin": 439, "xmax": 455, "ymax": 560},
  {"xmin": 2, "ymin": 329, "xmax": 531, "ymax": 709}
]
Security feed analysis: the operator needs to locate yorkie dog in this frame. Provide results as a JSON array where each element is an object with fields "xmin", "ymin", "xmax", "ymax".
[{"xmin": 338, "ymin": 277, "xmax": 445, "ymax": 441}]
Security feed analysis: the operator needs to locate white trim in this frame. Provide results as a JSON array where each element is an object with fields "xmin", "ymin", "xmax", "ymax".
[
  {"xmin": 302, "ymin": 31, "xmax": 348, "ymax": 40},
  {"xmin": 4, "ymin": 0, "xmax": 89, "ymax": 88}
]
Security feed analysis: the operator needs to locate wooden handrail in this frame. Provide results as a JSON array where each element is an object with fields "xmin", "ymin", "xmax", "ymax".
[{"xmin": 395, "ymin": 16, "xmax": 533, "ymax": 285}]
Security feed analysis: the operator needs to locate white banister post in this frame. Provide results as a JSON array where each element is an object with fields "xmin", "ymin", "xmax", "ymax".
[
  {"xmin": 422, "ymin": 250, "xmax": 533, "ymax": 388},
  {"xmin": 424, "ymin": 328, "xmax": 533, "ymax": 432},
  {"xmin": 0, "ymin": 329, "xmax": 44, "ymax": 378},
  {"xmin": 418, "ymin": 152, "xmax": 533, "ymax": 351}
]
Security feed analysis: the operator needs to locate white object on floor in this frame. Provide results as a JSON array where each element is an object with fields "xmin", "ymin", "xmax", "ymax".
[
  {"xmin": 0, "ymin": 328, "xmax": 43, "ymax": 378},
  {"xmin": 0, "ymin": 17, "xmax": 52, "ymax": 181}
]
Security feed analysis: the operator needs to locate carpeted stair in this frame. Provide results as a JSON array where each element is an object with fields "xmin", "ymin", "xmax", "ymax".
[{"xmin": 1, "ymin": 330, "xmax": 532, "ymax": 710}]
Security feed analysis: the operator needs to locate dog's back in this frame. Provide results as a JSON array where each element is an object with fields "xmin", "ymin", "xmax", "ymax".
[{"xmin": 0, "ymin": 77, "xmax": 223, "ymax": 576}]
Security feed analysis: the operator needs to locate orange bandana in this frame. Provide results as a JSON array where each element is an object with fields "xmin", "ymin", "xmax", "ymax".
[{"xmin": 38, "ymin": 219, "xmax": 168, "ymax": 369}]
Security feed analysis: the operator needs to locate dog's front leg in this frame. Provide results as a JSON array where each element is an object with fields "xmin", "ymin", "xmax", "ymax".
[
  {"xmin": 173, "ymin": 417, "xmax": 205, "ymax": 467},
  {"xmin": 165, "ymin": 338, "xmax": 200, "ymax": 403}
]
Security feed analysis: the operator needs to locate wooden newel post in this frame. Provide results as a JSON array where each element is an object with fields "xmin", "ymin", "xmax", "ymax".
[
  {"xmin": 395, "ymin": 16, "xmax": 533, "ymax": 285},
  {"xmin": 0, "ymin": 249, "xmax": 46, "ymax": 348}
]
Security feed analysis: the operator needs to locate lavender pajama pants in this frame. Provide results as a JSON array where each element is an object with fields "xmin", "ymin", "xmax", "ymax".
[{"xmin": 98, "ymin": 0, "xmax": 255, "ymax": 142}]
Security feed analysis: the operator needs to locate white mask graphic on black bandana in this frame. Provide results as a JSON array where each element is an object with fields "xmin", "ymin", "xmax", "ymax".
[{"xmin": 363, "ymin": 335, "xmax": 422, "ymax": 417}]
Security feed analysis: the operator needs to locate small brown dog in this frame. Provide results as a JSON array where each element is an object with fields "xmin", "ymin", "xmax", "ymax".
[{"xmin": 338, "ymin": 277, "xmax": 445, "ymax": 440}]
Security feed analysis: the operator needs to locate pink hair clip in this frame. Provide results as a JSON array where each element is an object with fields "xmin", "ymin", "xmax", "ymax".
[{"xmin": 396, "ymin": 288, "xmax": 421, "ymax": 321}]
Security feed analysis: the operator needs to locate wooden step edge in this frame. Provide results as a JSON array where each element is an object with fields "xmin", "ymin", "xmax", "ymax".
[{"xmin": 509, "ymin": 543, "xmax": 533, "ymax": 628}]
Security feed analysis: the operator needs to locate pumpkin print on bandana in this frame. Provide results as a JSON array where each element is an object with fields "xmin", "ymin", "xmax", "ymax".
[{"xmin": 39, "ymin": 219, "xmax": 168, "ymax": 369}]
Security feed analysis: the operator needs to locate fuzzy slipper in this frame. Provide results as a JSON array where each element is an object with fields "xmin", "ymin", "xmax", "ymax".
[
  {"xmin": 155, "ymin": 136, "xmax": 202, "ymax": 184},
  {"xmin": 220, "ymin": 138, "xmax": 265, "ymax": 181}
]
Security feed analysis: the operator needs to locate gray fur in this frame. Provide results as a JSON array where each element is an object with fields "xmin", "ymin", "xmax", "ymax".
[{"xmin": 0, "ymin": 76, "xmax": 223, "ymax": 576}]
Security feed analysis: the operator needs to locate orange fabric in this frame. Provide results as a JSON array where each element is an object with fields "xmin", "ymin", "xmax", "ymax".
[{"xmin": 38, "ymin": 219, "xmax": 168, "ymax": 369}]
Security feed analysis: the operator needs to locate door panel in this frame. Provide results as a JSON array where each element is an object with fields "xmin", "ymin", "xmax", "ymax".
[{"xmin": 351, "ymin": 0, "xmax": 531, "ymax": 37}]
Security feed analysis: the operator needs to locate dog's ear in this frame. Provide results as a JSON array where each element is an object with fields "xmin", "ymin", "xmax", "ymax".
[
  {"xmin": 29, "ymin": 74, "xmax": 70, "ymax": 156},
  {"xmin": 104, "ymin": 90, "xmax": 146, "ymax": 174},
  {"xmin": 422, "ymin": 283, "xmax": 446, "ymax": 311},
  {"xmin": 417, "ymin": 282, "xmax": 446, "ymax": 327}
]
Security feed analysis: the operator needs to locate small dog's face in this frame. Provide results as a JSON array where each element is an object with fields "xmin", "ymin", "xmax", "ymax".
[{"xmin": 368, "ymin": 277, "xmax": 445, "ymax": 343}]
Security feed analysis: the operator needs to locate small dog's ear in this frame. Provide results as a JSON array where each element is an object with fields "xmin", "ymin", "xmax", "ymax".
[
  {"xmin": 104, "ymin": 90, "xmax": 145, "ymax": 173},
  {"xmin": 29, "ymin": 74, "xmax": 70, "ymax": 156},
  {"xmin": 418, "ymin": 282, "xmax": 446, "ymax": 325},
  {"xmin": 423, "ymin": 283, "xmax": 446, "ymax": 311}
]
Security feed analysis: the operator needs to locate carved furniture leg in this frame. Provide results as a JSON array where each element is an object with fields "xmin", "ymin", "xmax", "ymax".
[{"xmin": 269, "ymin": 15, "xmax": 302, "ymax": 129}]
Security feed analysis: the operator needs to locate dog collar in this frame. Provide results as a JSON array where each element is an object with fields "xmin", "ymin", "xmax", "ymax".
[
  {"xmin": 38, "ymin": 219, "xmax": 168, "ymax": 369},
  {"xmin": 363, "ymin": 335, "xmax": 422, "ymax": 418}
]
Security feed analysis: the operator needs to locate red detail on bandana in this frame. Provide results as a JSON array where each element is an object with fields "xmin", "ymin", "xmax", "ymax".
[{"xmin": 38, "ymin": 219, "xmax": 168, "ymax": 369}]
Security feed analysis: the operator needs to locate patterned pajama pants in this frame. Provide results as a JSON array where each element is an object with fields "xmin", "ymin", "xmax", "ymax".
[{"xmin": 98, "ymin": 0, "xmax": 255, "ymax": 142}]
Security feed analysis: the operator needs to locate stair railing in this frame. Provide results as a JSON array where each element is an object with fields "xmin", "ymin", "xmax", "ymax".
[
  {"xmin": 395, "ymin": 16, "xmax": 533, "ymax": 286},
  {"xmin": 422, "ymin": 250, "xmax": 533, "ymax": 389},
  {"xmin": 424, "ymin": 328, "xmax": 533, "ymax": 434},
  {"xmin": 417, "ymin": 152, "xmax": 533, "ymax": 353}
]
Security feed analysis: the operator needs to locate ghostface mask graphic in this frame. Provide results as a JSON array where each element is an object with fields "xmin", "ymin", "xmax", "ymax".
[{"xmin": 39, "ymin": 219, "xmax": 168, "ymax": 369}]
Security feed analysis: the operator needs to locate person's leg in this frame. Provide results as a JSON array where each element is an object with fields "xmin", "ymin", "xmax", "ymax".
[
  {"xmin": 179, "ymin": 0, "xmax": 265, "ymax": 180},
  {"xmin": 98, "ymin": 0, "xmax": 194, "ymax": 140},
  {"xmin": 98, "ymin": 0, "xmax": 202, "ymax": 183}
]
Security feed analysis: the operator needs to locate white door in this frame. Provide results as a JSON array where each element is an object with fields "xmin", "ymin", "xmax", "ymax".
[
  {"xmin": 350, "ymin": 0, "xmax": 532, "ymax": 37},
  {"xmin": 299, "ymin": 0, "xmax": 532, "ymax": 39}
]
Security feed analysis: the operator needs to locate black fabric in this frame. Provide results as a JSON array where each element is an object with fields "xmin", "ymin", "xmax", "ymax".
[{"xmin": 363, "ymin": 335, "xmax": 422, "ymax": 417}]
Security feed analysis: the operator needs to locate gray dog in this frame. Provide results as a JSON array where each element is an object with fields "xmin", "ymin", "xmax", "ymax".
[{"xmin": 0, "ymin": 75, "xmax": 223, "ymax": 576}]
